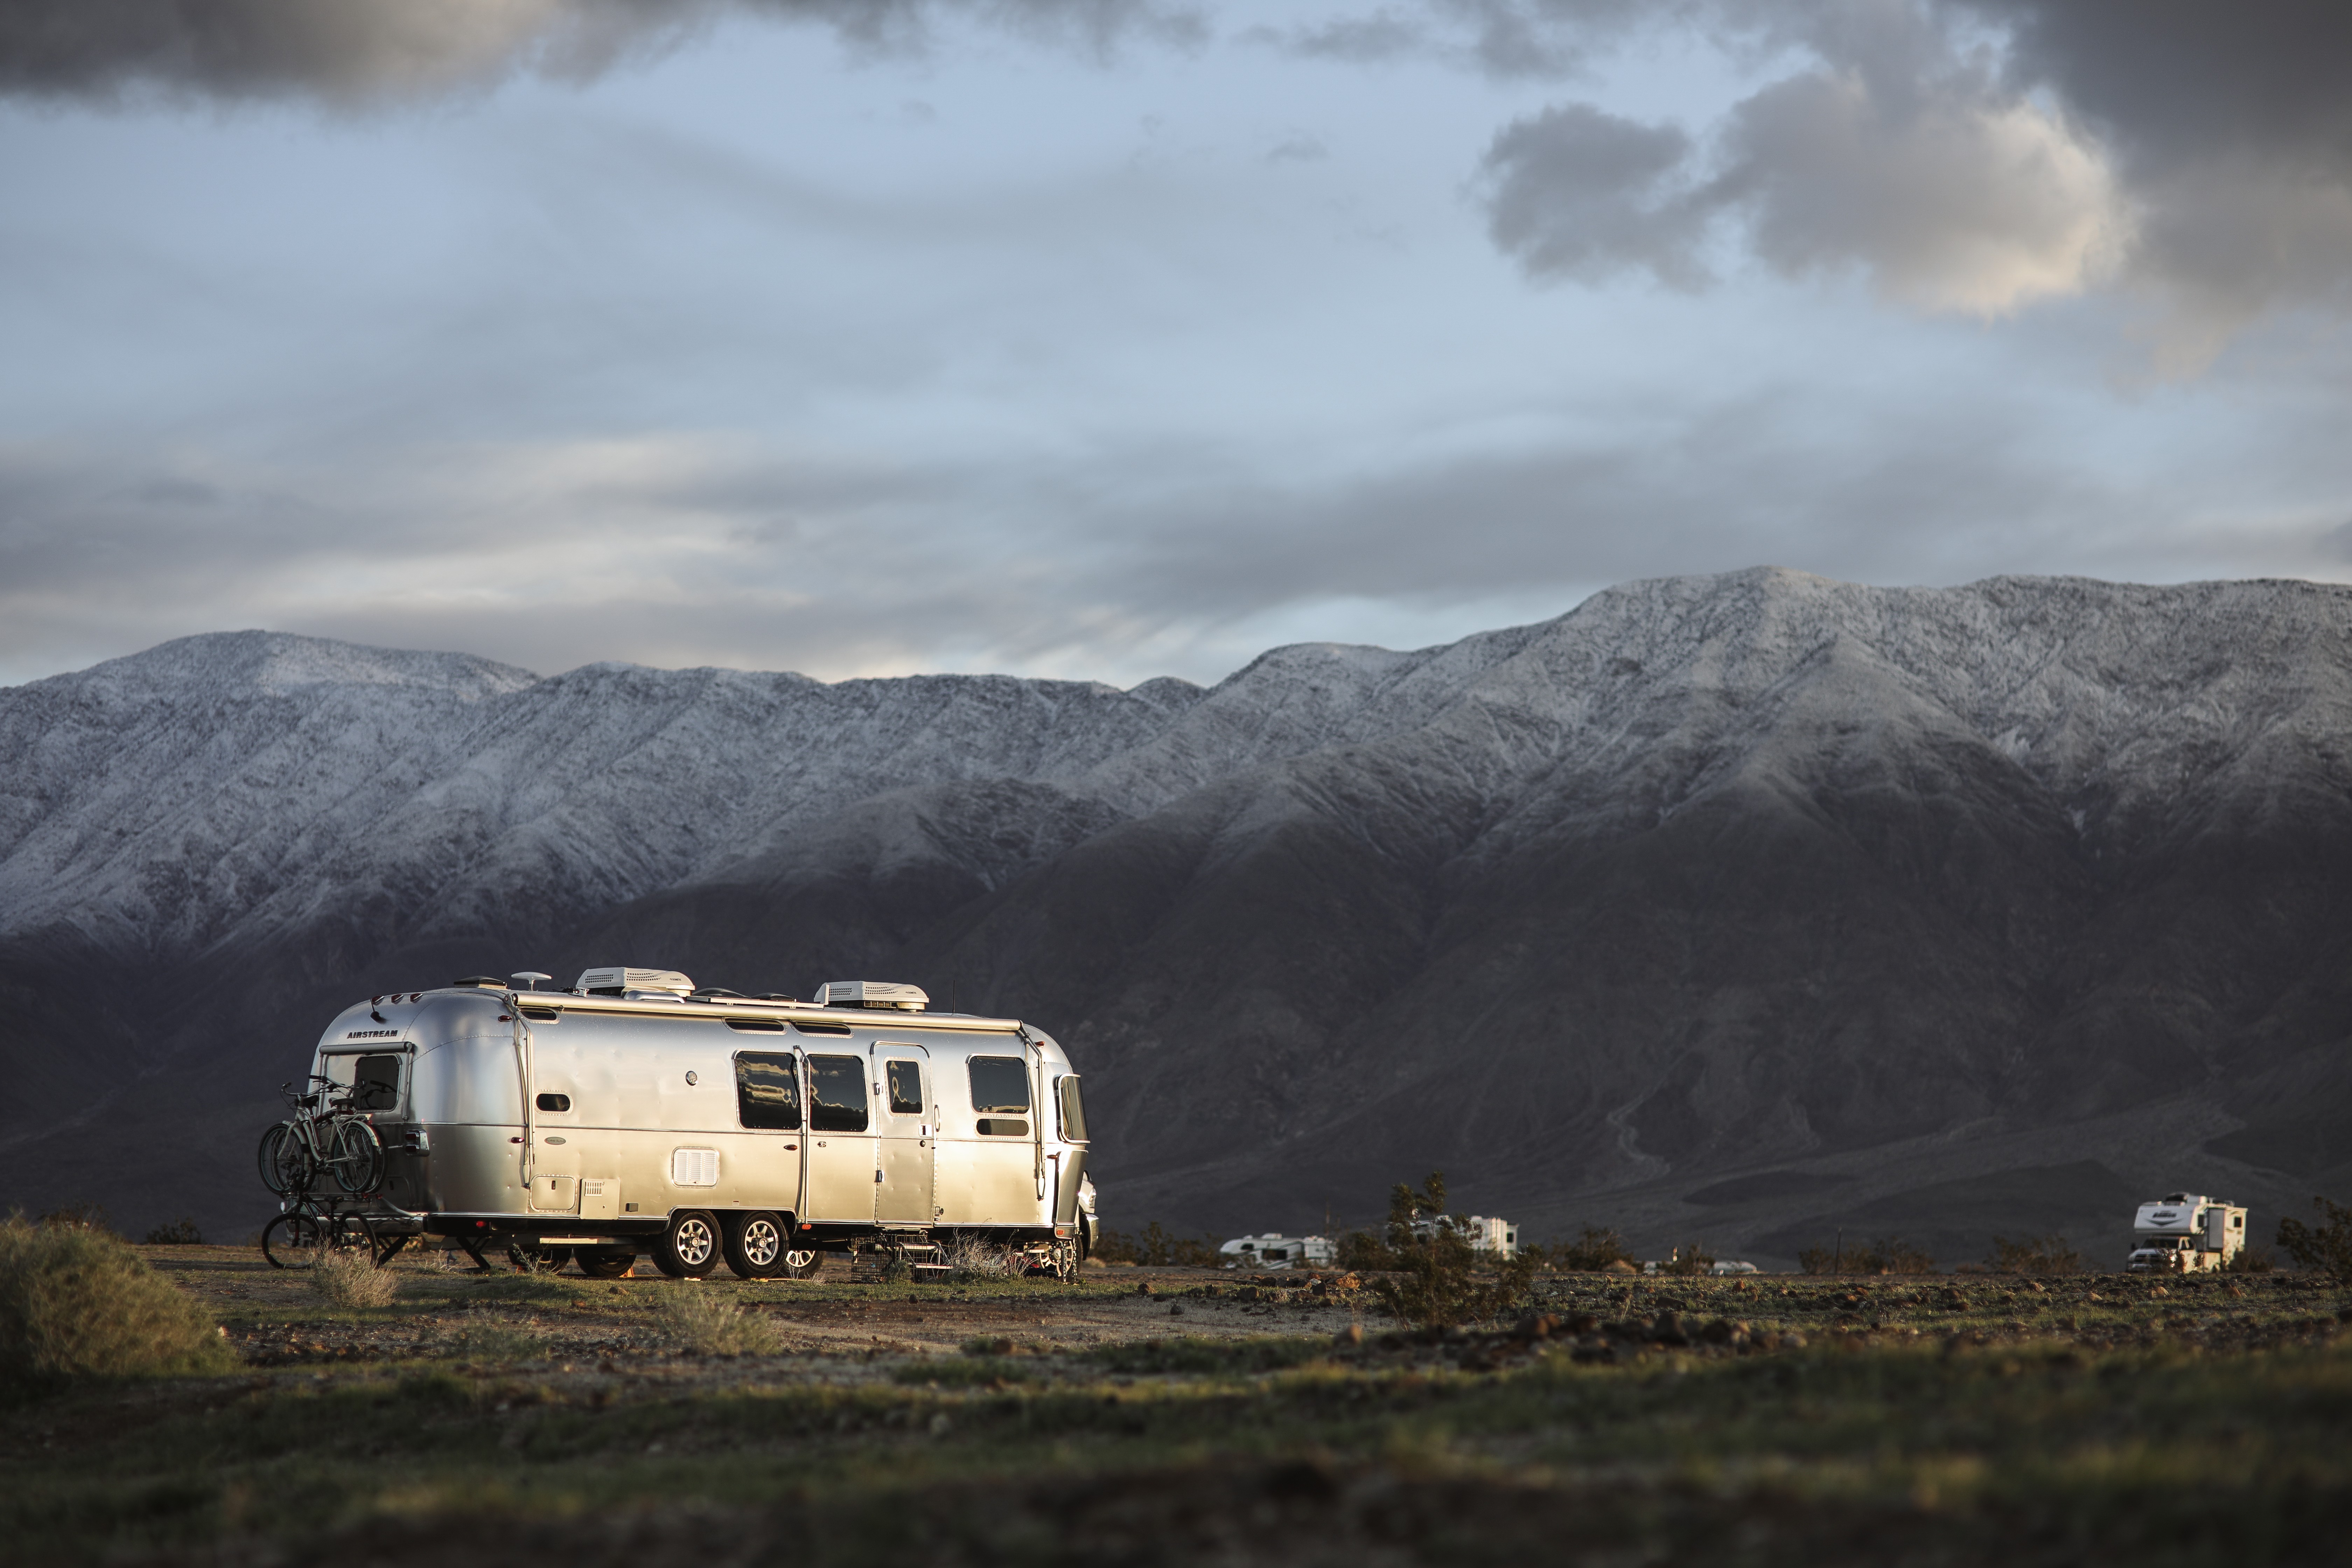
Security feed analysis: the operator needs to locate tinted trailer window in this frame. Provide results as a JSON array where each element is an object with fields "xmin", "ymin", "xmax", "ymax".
[
  {"xmin": 735, "ymin": 1052, "xmax": 802, "ymax": 1130},
  {"xmin": 970, "ymin": 1055, "xmax": 1030, "ymax": 1137},
  {"xmin": 807, "ymin": 1054, "xmax": 869, "ymax": 1133}
]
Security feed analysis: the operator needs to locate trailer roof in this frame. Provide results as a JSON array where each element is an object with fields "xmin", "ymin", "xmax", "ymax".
[{"xmin": 423, "ymin": 985, "xmax": 1027, "ymax": 1034}]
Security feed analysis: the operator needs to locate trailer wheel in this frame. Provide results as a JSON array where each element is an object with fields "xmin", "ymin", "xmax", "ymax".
[
  {"xmin": 578, "ymin": 1247, "xmax": 636, "ymax": 1279},
  {"xmin": 780, "ymin": 1245, "xmax": 822, "ymax": 1279},
  {"xmin": 724, "ymin": 1212, "xmax": 786, "ymax": 1279},
  {"xmin": 654, "ymin": 1210, "xmax": 720, "ymax": 1278}
]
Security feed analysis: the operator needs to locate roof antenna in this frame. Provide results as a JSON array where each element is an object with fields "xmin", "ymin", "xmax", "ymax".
[{"xmin": 511, "ymin": 972, "xmax": 551, "ymax": 992}]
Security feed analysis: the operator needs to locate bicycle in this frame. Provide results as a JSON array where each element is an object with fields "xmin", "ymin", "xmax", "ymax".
[
  {"xmin": 255, "ymin": 1073, "xmax": 393, "ymax": 1270},
  {"xmin": 260, "ymin": 1201, "xmax": 379, "ymax": 1270},
  {"xmin": 257, "ymin": 1074, "xmax": 385, "ymax": 1197}
]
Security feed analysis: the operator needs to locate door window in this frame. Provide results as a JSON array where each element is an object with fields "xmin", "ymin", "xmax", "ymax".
[
  {"xmin": 807, "ymin": 1054, "xmax": 869, "ymax": 1133},
  {"xmin": 886, "ymin": 1059, "xmax": 924, "ymax": 1116},
  {"xmin": 734, "ymin": 1051, "xmax": 802, "ymax": 1130}
]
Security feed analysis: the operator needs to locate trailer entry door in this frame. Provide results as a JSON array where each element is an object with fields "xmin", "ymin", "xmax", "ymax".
[
  {"xmin": 873, "ymin": 1045, "xmax": 933, "ymax": 1226},
  {"xmin": 803, "ymin": 1053, "xmax": 873, "ymax": 1222},
  {"xmin": 733, "ymin": 1050, "xmax": 805, "ymax": 1219}
]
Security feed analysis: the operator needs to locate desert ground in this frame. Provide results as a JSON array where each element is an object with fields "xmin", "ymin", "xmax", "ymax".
[{"xmin": 7, "ymin": 1243, "xmax": 2352, "ymax": 1564}]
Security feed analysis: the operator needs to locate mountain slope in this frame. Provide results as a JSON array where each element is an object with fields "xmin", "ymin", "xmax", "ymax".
[{"xmin": 4, "ymin": 570, "xmax": 2349, "ymax": 1264}]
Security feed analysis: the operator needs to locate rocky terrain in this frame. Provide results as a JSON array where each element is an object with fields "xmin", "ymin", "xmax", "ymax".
[
  {"xmin": 4, "ymin": 567, "xmax": 2350, "ymax": 1263},
  {"xmin": 12, "ymin": 1245, "xmax": 2352, "ymax": 1565}
]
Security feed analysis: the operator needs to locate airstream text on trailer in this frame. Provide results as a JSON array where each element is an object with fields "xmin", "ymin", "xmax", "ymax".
[{"xmin": 292, "ymin": 969, "xmax": 1096, "ymax": 1279}]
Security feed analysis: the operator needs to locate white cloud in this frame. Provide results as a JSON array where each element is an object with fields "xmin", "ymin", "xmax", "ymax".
[{"xmin": 1718, "ymin": 65, "xmax": 2127, "ymax": 318}]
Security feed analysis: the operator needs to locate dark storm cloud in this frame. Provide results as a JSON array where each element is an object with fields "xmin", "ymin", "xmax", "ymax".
[
  {"xmin": 1480, "ymin": 104, "xmax": 1712, "ymax": 288},
  {"xmin": 1461, "ymin": 0, "xmax": 2352, "ymax": 354},
  {"xmin": 1966, "ymin": 2, "xmax": 2352, "ymax": 172},
  {"xmin": 0, "ymin": 0, "xmax": 1204, "ymax": 105}
]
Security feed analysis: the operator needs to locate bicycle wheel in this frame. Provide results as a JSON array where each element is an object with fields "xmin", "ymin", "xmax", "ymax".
[
  {"xmin": 328, "ymin": 1211, "xmax": 379, "ymax": 1263},
  {"xmin": 257, "ymin": 1122, "xmax": 312, "ymax": 1196},
  {"xmin": 329, "ymin": 1118, "xmax": 384, "ymax": 1194},
  {"xmin": 262, "ymin": 1210, "xmax": 328, "ymax": 1270}
]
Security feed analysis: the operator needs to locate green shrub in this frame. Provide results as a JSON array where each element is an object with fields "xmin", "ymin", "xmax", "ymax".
[
  {"xmin": 0, "ymin": 1213, "xmax": 231, "ymax": 1390},
  {"xmin": 1799, "ymin": 1235, "xmax": 1938, "ymax": 1275},
  {"xmin": 2222, "ymin": 1240, "xmax": 2275, "ymax": 1274},
  {"xmin": 1988, "ymin": 1234, "xmax": 2083, "ymax": 1274},
  {"xmin": 1333, "ymin": 1230, "xmax": 1398, "ymax": 1272},
  {"xmin": 2277, "ymin": 1196, "xmax": 2352, "ymax": 1282},
  {"xmin": 437, "ymin": 1320, "xmax": 547, "ymax": 1365},
  {"xmin": 897, "ymin": 1356, "xmax": 1033, "ymax": 1386},
  {"xmin": 1087, "ymin": 1335, "xmax": 1331, "ymax": 1376},
  {"xmin": 1368, "ymin": 1172, "xmax": 1535, "ymax": 1330},
  {"xmin": 143, "ymin": 1218, "xmax": 204, "ymax": 1245},
  {"xmin": 1553, "ymin": 1225, "xmax": 1635, "ymax": 1272},
  {"xmin": 1656, "ymin": 1242, "xmax": 1716, "ymax": 1277},
  {"xmin": 1092, "ymin": 1221, "xmax": 1218, "ymax": 1268}
]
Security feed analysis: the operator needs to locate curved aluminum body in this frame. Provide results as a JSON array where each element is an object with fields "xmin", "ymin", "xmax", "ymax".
[{"xmin": 307, "ymin": 985, "xmax": 1090, "ymax": 1248}]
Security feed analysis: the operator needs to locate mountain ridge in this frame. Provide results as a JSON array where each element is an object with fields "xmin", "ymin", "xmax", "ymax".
[{"xmin": 4, "ymin": 567, "xmax": 2349, "ymax": 1266}]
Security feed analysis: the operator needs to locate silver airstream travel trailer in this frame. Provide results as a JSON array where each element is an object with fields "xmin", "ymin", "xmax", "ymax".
[{"xmin": 302, "ymin": 969, "xmax": 1095, "ymax": 1279}]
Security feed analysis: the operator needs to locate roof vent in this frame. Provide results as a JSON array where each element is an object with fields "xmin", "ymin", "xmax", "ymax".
[
  {"xmin": 576, "ymin": 967, "xmax": 694, "ymax": 997},
  {"xmin": 816, "ymin": 980, "xmax": 929, "ymax": 1011}
]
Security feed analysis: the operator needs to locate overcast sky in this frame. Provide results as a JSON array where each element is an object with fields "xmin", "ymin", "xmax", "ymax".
[{"xmin": 5, "ymin": 1, "xmax": 2350, "ymax": 688}]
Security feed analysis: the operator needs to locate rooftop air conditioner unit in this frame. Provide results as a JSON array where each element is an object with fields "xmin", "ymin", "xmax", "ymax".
[
  {"xmin": 816, "ymin": 980, "xmax": 929, "ymax": 1011},
  {"xmin": 576, "ymin": 967, "xmax": 695, "ymax": 997}
]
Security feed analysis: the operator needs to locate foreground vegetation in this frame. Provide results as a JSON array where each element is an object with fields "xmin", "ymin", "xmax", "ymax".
[{"xmin": 2, "ymin": 1238, "xmax": 2349, "ymax": 1565}]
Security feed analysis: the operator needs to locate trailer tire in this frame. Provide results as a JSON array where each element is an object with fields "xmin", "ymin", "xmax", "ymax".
[
  {"xmin": 724, "ymin": 1212, "xmax": 787, "ymax": 1279},
  {"xmin": 654, "ymin": 1211, "xmax": 721, "ymax": 1278},
  {"xmin": 780, "ymin": 1244, "xmax": 822, "ymax": 1279},
  {"xmin": 578, "ymin": 1247, "xmax": 636, "ymax": 1279}
]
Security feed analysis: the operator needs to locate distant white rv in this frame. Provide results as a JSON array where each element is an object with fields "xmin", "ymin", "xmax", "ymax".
[
  {"xmin": 1411, "ymin": 1214, "xmax": 1518, "ymax": 1257},
  {"xmin": 2126, "ymin": 1193, "xmax": 2247, "ymax": 1273},
  {"xmin": 1218, "ymin": 1232, "xmax": 1335, "ymax": 1269}
]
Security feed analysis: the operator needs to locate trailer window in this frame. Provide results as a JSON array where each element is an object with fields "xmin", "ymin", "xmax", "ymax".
[
  {"xmin": 734, "ymin": 1052, "xmax": 802, "ymax": 1130},
  {"xmin": 969, "ymin": 1056, "xmax": 1030, "ymax": 1115},
  {"xmin": 886, "ymin": 1060, "xmax": 924, "ymax": 1116},
  {"xmin": 807, "ymin": 1055, "xmax": 868, "ymax": 1133},
  {"xmin": 351, "ymin": 1054, "xmax": 401, "ymax": 1112},
  {"xmin": 1056, "ymin": 1075, "xmax": 1088, "ymax": 1142}
]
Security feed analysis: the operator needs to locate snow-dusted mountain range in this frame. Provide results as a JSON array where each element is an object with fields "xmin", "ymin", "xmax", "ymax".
[{"xmin": 6, "ymin": 567, "xmax": 2350, "ymax": 1263}]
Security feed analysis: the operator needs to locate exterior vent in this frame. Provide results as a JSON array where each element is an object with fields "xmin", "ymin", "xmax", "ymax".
[
  {"xmin": 576, "ymin": 967, "xmax": 694, "ymax": 997},
  {"xmin": 671, "ymin": 1148, "xmax": 719, "ymax": 1187},
  {"xmin": 816, "ymin": 980, "xmax": 929, "ymax": 1011}
]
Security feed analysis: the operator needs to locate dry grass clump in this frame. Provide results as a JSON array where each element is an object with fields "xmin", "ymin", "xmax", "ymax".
[
  {"xmin": 942, "ymin": 1236, "xmax": 1016, "ymax": 1279},
  {"xmin": 0, "ymin": 1213, "xmax": 232, "ymax": 1390},
  {"xmin": 311, "ymin": 1247, "xmax": 399, "ymax": 1308},
  {"xmin": 657, "ymin": 1289, "xmax": 776, "ymax": 1356}
]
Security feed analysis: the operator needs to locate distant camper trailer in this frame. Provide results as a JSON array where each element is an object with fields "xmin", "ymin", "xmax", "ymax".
[
  {"xmin": 1219, "ymin": 1233, "xmax": 1335, "ymax": 1270},
  {"xmin": 2126, "ymin": 1193, "xmax": 2246, "ymax": 1274},
  {"xmin": 1413, "ymin": 1214, "xmax": 1518, "ymax": 1258},
  {"xmin": 294, "ymin": 970, "xmax": 1094, "ymax": 1279}
]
